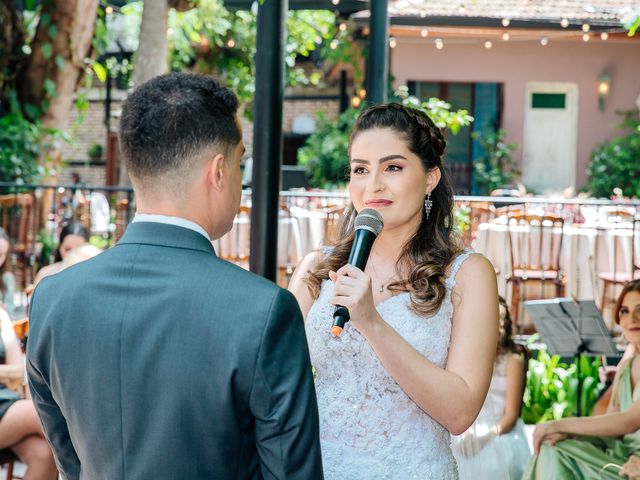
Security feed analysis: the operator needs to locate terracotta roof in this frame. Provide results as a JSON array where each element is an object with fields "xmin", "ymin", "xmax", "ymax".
[{"xmin": 358, "ymin": 0, "xmax": 639, "ymax": 28}]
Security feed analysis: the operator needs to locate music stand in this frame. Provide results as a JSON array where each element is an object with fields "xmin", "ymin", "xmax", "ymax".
[{"xmin": 524, "ymin": 298, "xmax": 619, "ymax": 416}]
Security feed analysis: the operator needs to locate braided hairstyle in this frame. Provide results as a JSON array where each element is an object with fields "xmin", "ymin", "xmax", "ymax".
[{"xmin": 305, "ymin": 103, "xmax": 463, "ymax": 317}]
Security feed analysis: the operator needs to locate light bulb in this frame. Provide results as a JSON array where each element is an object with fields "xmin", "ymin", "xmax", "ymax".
[
  {"xmin": 502, "ymin": 18, "xmax": 510, "ymax": 27},
  {"xmin": 600, "ymin": 32, "xmax": 609, "ymax": 40},
  {"xmin": 484, "ymin": 40, "xmax": 492, "ymax": 49},
  {"xmin": 421, "ymin": 29, "xmax": 428, "ymax": 37},
  {"xmin": 561, "ymin": 18, "xmax": 569, "ymax": 28},
  {"xmin": 502, "ymin": 32, "xmax": 510, "ymax": 41}
]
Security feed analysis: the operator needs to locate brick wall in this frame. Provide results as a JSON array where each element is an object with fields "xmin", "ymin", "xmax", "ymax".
[{"xmin": 59, "ymin": 86, "xmax": 341, "ymax": 184}]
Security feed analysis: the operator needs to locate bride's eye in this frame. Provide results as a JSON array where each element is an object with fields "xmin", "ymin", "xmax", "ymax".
[
  {"xmin": 386, "ymin": 164, "xmax": 402, "ymax": 172},
  {"xmin": 352, "ymin": 166, "xmax": 368, "ymax": 175},
  {"xmin": 620, "ymin": 307, "xmax": 629, "ymax": 316}
]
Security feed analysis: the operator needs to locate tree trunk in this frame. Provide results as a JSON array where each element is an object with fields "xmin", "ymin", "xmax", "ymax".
[
  {"xmin": 133, "ymin": 0, "xmax": 169, "ymax": 87},
  {"xmin": 0, "ymin": 2, "xmax": 24, "ymax": 108},
  {"xmin": 18, "ymin": 0, "xmax": 100, "ymax": 129},
  {"xmin": 119, "ymin": 0, "xmax": 170, "ymax": 185}
]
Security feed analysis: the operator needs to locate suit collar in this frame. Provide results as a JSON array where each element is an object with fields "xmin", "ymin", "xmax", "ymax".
[{"xmin": 117, "ymin": 222, "xmax": 217, "ymax": 256}]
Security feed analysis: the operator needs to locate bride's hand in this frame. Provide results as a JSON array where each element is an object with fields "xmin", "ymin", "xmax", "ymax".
[{"xmin": 329, "ymin": 265, "xmax": 380, "ymax": 333}]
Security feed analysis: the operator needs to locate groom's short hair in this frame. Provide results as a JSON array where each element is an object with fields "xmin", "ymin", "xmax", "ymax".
[{"xmin": 119, "ymin": 72, "xmax": 240, "ymax": 190}]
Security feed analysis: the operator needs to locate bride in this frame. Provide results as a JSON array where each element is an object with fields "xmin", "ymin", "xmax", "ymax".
[{"xmin": 289, "ymin": 103, "xmax": 498, "ymax": 479}]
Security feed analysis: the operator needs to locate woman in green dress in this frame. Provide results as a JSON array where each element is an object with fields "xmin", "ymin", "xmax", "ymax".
[{"xmin": 524, "ymin": 279, "xmax": 640, "ymax": 479}]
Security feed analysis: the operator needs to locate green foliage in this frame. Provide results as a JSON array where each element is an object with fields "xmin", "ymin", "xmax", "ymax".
[
  {"xmin": 454, "ymin": 204, "xmax": 471, "ymax": 235},
  {"xmin": 36, "ymin": 228, "xmax": 56, "ymax": 265},
  {"xmin": 472, "ymin": 128, "xmax": 519, "ymax": 195},
  {"xmin": 89, "ymin": 234, "xmax": 111, "ymax": 250},
  {"xmin": 587, "ymin": 110, "xmax": 640, "ymax": 199},
  {"xmin": 297, "ymin": 88, "xmax": 474, "ymax": 189},
  {"xmin": 87, "ymin": 143, "xmax": 103, "ymax": 159},
  {"xmin": 622, "ymin": 9, "xmax": 640, "ymax": 36},
  {"xmin": 521, "ymin": 349, "xmax": 604, "ymax": 424},
  {"xmin": 0, "ymin": 94, "xmax": 69, "ymax": 183},
  {"xmin": 119, "ymin": 0, "xmax": 336, "ymax": 113},
  {"xmin": 297, "ymin": 108, "xmax": 360, "ymax": 189}
]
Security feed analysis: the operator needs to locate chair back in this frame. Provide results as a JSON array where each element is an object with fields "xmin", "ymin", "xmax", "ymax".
[
  {"xmin": 0, "ymin": 193, "xmax": 37, "ymax": 287},
  {"xmin": 507, "ymin": 213, "xmax": 564, "ymax": 276},
  {"xmin": 462, "ymin": 201, "xmax": 496, "ymax": 247},
  {"xmin": 324, "ymin": 204, "xmax": 346, "ymax": 245},
  {"xmin": 596, "ymin": 209, "xmax": 639, "ymax": 282}
]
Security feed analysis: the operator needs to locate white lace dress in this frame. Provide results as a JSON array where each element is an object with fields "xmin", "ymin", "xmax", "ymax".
[{"xmin": 305, "ymin": 251, "xmax": 473, "ymax": 480}]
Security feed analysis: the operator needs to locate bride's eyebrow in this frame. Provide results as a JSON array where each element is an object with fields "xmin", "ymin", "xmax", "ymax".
[{"xmin": 350, "ymin": 155, "xmax": 407, "ymax": 164}]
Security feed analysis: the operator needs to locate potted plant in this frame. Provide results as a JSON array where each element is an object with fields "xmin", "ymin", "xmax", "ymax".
[
  {"xmin": 87, "ymin": 143, "xmax": 104, "ymax": 161},
  {"xmin": 587, "ymin": 110, "xmax": 640, "ymax": 198}
]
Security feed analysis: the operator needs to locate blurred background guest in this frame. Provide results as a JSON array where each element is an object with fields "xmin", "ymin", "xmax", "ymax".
[
  {"xmin": 452, "ymin": 295, "xmax": 531, "ymax": 479},
  {"xmin": 0, "ymin": 308, "xmax": 56, "ymax": 480},
  {"xmin": 34, "ymin": 221, "xmax": 90, "ymax": 286},
  {"xmin": 0, "ymin": 229, "xmax": 16, "ymax": 316}
]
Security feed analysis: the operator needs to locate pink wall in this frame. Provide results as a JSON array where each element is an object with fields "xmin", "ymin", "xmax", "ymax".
[{"xmin": 392, "ymin": 37, "xmax": 640, "ymax": 189}]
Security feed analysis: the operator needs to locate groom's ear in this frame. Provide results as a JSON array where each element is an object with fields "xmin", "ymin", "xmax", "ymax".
[{"xmin": 207, "ymin": 153, "xmax": 226, "ymax": 192}]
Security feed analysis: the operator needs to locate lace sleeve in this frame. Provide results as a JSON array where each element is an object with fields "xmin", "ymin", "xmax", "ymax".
[{"xmin": 445, "ymin": 249, "xmax": 475, "ymax": 290}]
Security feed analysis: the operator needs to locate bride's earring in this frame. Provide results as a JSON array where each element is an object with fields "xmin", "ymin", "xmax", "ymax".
[{"xmin": 424, "ymin": 193, "xmax": 433, "ymax": 219}]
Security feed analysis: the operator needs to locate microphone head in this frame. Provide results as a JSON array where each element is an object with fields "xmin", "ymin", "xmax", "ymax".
[{"xmin": 354, "ymin": 208, "xmax": 384, "ymax": 236}]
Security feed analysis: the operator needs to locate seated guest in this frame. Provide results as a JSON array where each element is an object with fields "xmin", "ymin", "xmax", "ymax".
[
  {"xmin": 0, "ymin": 229, "xmax": 16, "ymax": 315},
  {"xmin": 0, "ymin": 308, "xmax": 56, "ymax": 479},
  {"xmin": 34, "ymin": 221, "xmax": 89, "ymax": 285},
  {"xmin": 524, "ymin": 279, "xmax": 640, "ymax": 479},
  {"xmin": 452, "ymin": 296, "xmax": 531, "ymax": 479},
  {"xmin": 33, "ymin": 244, "xmax": 102, "ymax": 287}
]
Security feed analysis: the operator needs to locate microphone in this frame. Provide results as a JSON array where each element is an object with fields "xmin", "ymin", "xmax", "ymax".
[{"xmin": 331, "ymin": 208, "xmax": 384, "ymax": 336}]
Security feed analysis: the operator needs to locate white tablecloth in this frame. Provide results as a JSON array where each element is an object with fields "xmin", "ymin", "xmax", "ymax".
[
  {"xmin": 476, "ymin": 222, "xmax": 637, "ymax": 300},
  {"xmin": 213, "ymin": 214, "xmax": 303, "ymax": 267}
]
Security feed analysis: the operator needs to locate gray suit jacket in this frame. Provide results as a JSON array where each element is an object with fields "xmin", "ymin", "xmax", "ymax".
[{"xmin": 27, "ymin": 222, "xmax": 323, "ymax": 480}]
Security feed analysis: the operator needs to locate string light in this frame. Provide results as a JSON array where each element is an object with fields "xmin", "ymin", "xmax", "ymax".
[
  {"xmin": 167, "ymin": 28, "xmax": 174, "ymax": 36},
  {"xmin": 601, "ymin": 32, "xmax": 609, "ymax": 40},
  {"xmin": 351, "ymin": 96, "xmax": 361, "ymax": 108},
  {"xmin": 435, "ymin": 38, "xmax": 444, "ymax": 50},
  {"xmin": 421, "ymin": 28, "xmax": 429, "ymax": 37},
  {"xmin": 339, "ymin": 23, "xmax": 347, "ymax": 32},
  {"xmin": 227, "ymin": 39, "xmax": 235, "ymax": 48},
  {"xmin": 540, "ymin": 37, "xmax": 549, "ymax": 46},
  {"xmin": 583, "ymin": 33, "xmax": 590, "ymax": 42},
  {"xmin": 420, "ymin": 9, "xmax": 427, "ymax": 18},
  {"xmin": 582, "ymin": 23, "xmax": 590, "ymax": 32},
  {"xmin": 358, "ymin": 88, "xmax": 366, "ymax": 98},
  {"xmin": 561, "ymin": 18, "xmax": 569, "ymax": 28},
  {"xmin": 501, "ymin": 18, "xmax": 510, "ymax": 27},
  {"xmin": 502, "ymin": 32, "xmax": 510, "ymax": 41},
  {"xmin": 105, "ymin": 5, "xmax": 113, "ymax": 14},
  {"xmin": 331, "ymin": 0, "xmax": 340, "ymax": 5},
  {"xmin": 484, "ymin": 40, "xmax": 492, "ymax": 49},
  {"xmin": 330, "ymin": 39, "xmax": 339, "ymax": 49},
  {"xmin": 389, "ymin": 37, "xmax": 397, "ymax": 48}
]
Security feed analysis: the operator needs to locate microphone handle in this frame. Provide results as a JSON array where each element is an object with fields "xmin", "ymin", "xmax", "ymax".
[{"xmin": 331, "ymin": 229, "xmax": 377, "ymax": 335}]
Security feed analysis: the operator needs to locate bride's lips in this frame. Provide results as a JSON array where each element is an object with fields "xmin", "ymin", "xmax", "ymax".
[{"xmin": 365, "ymin": 199, "xmax": 393, "ymax": 207}]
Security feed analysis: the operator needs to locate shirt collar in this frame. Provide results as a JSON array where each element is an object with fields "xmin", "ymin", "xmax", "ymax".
[{"xmin": 132, "ymin": 213, "xmax": 211, "ymax": 241}]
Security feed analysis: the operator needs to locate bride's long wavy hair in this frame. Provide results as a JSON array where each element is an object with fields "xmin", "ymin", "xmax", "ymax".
[{"xmin": 305, "ymin": 103, "xmax": 463, "ymax": 317}]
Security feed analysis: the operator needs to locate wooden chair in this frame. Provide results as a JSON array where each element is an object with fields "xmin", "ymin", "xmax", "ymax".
[
  {"xmin": 466, "ymin": 201, "xmax": 496, "ymax": 248},
  {"xmin": 114, "ymin": 198, "xmax": 130, "ymax": 242},
  {"xmin": 0, "ymin": 449, "xmax": 19, "ymax": 480},
  {"xmin": 598, "ymin": 212, "xmax": 640, "ymax": 310},
  {"xmin": 323, "ymin": 204, "xmax": 346, "ymax": 245},
  {"xmin": 506, "ymin": 213, "xmax": 566, "ymax": 331},
  {"xmin": 0, "ymin": 194, "xmax": 37, "ymax": 288}
]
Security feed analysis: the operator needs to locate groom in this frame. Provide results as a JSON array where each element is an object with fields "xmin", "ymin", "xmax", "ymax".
[{"xmin": 27, "ymin": 73, "xmax": 323, "ymax": 479}]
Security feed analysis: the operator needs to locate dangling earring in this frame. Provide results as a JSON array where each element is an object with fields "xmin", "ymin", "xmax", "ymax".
[{"xmin": 424, "ymin": 192, "xmax": 433, "ymax": 219}]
